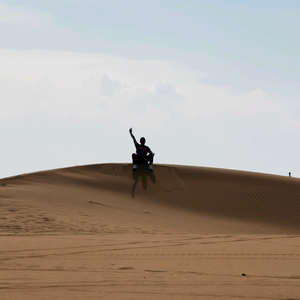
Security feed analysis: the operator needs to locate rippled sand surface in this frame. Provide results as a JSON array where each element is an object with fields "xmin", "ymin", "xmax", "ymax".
[{"xmin": 1, "ymin": 163, "xmax": 300, "ymax": 299}]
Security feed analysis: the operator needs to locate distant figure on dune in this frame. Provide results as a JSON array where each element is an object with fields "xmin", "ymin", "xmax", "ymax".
[{"xmin": 129, "ymin": 127, "xmax": 154, "ymax": 170}]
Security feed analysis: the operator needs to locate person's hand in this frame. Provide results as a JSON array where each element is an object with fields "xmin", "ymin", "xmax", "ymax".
[{"xmin": 129, "ymin": 128, "xmax": 133, "ymax": 134}]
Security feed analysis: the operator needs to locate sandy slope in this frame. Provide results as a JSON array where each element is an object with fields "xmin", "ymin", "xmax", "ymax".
[
  {"xmin": 0, "ymin": 163, "xmax": 300, "ymax": 299},
  {"xmin": 1, "ymin": 163, "xmax": 300, "ymax": 235}
]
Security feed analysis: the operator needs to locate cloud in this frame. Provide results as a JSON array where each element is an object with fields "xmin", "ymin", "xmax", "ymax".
[
  {"xmin": 283, "ymin": 115, "xmax": 300, "ymax": 129},
  {"xmin": 0, "ymin": 49, "xmax": 290, "ymax": 131},
  {"xmin": 152, "ymin": 79, "xmax": 185, "ymax": 110},
  {"xmin": 99, "ymin": 74, "xmax": 123, "ymax": 97},
  {"xmin": 0, "ymin": 2, "xmax": 52, "ymax": 28},
  {"xmin": 173, "ymin": 83, "xmax": 282, "ymax": 120},
  {"xmin": 129, "ymin": 79, "xmax": 185, "ymax": 113}
]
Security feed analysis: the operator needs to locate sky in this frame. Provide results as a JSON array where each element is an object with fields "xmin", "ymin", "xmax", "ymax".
[{"xmin": 1, "ymin": 0, "xmax": 300, "ymax": 178}]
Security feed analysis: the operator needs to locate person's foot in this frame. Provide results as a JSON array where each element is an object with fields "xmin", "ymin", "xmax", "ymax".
[
  {"xmin": 133, "ymin": 164, "xmax": 138, "ymax": 170},
  {"xmin": 148, "ymin": 164, "xmax": 153, "ymax": 171}
]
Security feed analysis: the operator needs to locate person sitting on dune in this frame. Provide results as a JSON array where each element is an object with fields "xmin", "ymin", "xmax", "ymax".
[{"xmin": 129, "ymin": 128, "xmax": 154, "ymax": 170}]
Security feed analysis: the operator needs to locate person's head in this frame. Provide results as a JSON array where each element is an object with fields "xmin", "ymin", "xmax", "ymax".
[{"xmin": 140, "ymin": 137, "xmax": 146, "ymax": 145}]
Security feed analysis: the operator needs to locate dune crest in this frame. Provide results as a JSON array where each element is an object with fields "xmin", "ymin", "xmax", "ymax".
[{"xmin": 1, "ymin": 163, "xmax": 300, "ymax": 235}]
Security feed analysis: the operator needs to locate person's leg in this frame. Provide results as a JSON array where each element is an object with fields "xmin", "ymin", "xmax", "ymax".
[
  {"xmin": 147, "ymin": 153, "xmax": 154, "ymax": 165},
  {"xmin": 132, "ymin": 153, "xmax": 138, "ymax": 164}
]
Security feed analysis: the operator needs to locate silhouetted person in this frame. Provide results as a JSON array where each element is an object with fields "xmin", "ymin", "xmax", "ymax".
[
  {"xmin": 129, "ymin": 127, "xmax": 154, "ymax": 170},
  {"xmin": 289, "ymin": 172, "xmax": 291, "ymax": 177}
]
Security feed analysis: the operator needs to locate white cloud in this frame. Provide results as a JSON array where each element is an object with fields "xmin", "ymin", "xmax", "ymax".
[
  {"xmin": 0, "ymin": 49, "xmax": 291, "ymax": 130},
  {"xmin": 99, "ymin": 74, "xmax": 123, "ymax": 97},
  {"xmin": 173, "ymin": 83, "xmax": 282, "ymax": 120},
  {"xmin": 0, "ymin": 2, "xmax": 52, "ymax": 28},
  {"xmin": 283, "ymin": 116, "xmax": 300, "ymax": 129}
]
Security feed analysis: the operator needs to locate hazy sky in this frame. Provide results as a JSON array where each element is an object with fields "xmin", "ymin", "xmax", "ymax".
[{"xmin": 1, "ymin": 0, "xmax": 300, "ymax": 178}]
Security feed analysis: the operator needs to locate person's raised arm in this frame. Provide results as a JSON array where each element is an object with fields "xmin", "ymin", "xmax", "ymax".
[{"xmin": 129, "ymin": 128, "xmax": 138, "ymax": 145}]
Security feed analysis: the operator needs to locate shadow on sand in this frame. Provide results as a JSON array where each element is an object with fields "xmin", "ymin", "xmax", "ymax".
[{"xmin": 131, "ymin": 165, "xmax": 156, "ymax": 198}]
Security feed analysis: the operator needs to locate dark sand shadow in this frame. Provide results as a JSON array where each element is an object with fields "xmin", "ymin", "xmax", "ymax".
[{"xmin": 131, "ymin": 165, "xmax": 156, "ymax": 198}]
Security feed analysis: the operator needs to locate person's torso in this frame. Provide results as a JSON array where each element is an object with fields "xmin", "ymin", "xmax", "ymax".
[{"xmin": 136, "ymin": 144, "xmax": 150, "ymax": 156}]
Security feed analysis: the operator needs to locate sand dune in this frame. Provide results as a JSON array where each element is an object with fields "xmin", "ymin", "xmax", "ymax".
[
  {"xmin": 1, "ymin": 163, "xmax": 300, "ymax": 299},
  {"xmin": 1, "ymin": 163, "xmax": 300, "ymax": 235}
]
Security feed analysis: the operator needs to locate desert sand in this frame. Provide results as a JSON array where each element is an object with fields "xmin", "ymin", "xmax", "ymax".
[{"xmin": 0, "ymin": 163, "xmax": 300, "ymax": 299}]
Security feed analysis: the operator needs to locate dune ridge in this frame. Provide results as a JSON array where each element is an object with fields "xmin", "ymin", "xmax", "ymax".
[{"xmin": 1, "ymin": 163, "xmax": 300, "ymax": 235}]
